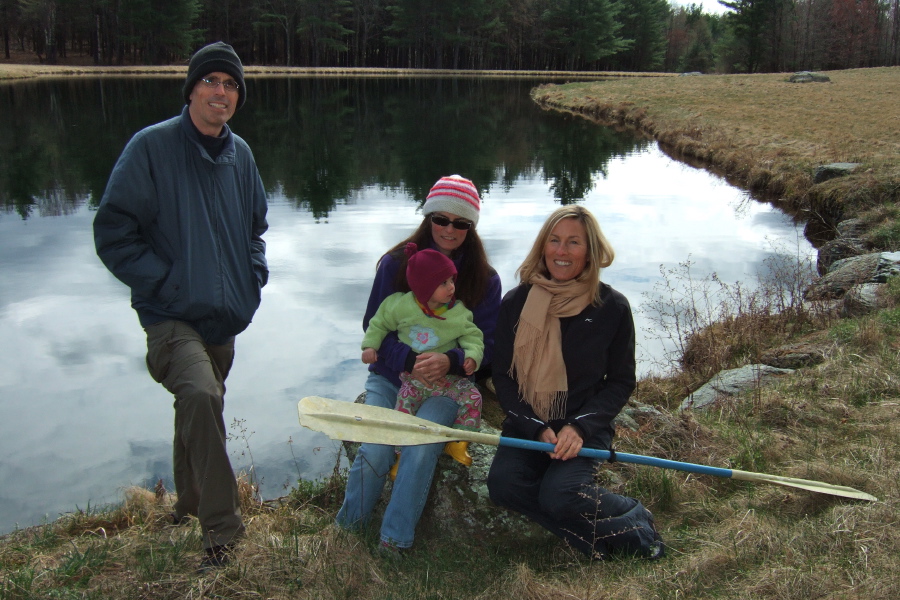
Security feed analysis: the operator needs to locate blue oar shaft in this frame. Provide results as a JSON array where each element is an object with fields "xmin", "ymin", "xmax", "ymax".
[
  {"xmin": 499, "ymin": 437, "xmax": 734, "ymax": 479},
  {"xmin": 297, "ymin": 396, "xmax": 877, "ymax": 501}
]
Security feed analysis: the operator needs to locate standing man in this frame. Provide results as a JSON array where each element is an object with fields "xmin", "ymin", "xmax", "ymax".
[{"xmin": 93, "ymin": 42, "xmax": 268, "ymax": 572}]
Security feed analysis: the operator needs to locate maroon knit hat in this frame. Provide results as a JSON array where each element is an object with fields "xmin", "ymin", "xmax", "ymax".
[{"xmin": 405, "ymin": 242, "xmax": 457, "ymax": 305}]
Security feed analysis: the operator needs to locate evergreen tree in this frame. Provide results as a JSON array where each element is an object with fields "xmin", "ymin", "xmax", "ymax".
[
  {"xmin": 540, "ymin": 0, "xmax": 626, "ymax": 70},
  {"xmin": 719, "ymin": 0, "xmax": 790, "ymax": 72},
  {"xmin": 297, "ymin": 0, "xmax": 353, "ymax": 66},
  {"xmin": 609, "ymin": 0, "xmax": 669, "ymax": 71},
  {"xmin": 0, "ymin": 0, "xmax": 17, "ymax": 58}
]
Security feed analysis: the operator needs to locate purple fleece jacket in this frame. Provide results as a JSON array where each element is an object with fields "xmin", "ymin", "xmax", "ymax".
[{"xmin": 363, "ymin": 248, "xmax": 501, "ymax": 387}]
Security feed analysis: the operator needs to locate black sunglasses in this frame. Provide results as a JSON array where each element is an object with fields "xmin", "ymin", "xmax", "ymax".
[{"xmin": 430, "ymin": 214, "xmax": 473, "ymax": 230}]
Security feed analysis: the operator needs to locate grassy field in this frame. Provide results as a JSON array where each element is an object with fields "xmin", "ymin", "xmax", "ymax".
[
  {"xmin": 2, "ymin": 65, "xmax": 899, "ymax": 599},
  {"xmin": 532, "ymin": 68, "xmax": 900, "ymax": 239}
]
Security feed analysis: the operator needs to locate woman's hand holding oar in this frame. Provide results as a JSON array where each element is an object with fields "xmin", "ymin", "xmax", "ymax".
[{"xmin": 297, "ymin": 396, "xmax": 877, "ymax": 502}]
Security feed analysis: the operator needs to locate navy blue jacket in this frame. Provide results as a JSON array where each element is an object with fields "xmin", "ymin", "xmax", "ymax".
[
  {"xmin": 493, "ymin": 282, "xmax": 636, "ymax": 450},
  {"xmin": 94, "ymin": 106, "xmax": 268, "ymax": 344}
]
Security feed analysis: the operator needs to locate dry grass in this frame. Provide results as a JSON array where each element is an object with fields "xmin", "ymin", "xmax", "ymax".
[
  {"xmin": 6, "ymin": 349, "xmax": 897, "ymax": 599},
  {"xmin": 532, "ymin": 68, "xmax": 900, "ymax": 231}
]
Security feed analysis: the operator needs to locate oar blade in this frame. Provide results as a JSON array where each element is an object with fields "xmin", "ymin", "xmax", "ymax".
[
  {"xmin": 730, "ymin": 469, "xmax": 877, "ymax": 502},
  {"xmin": 297, "ymin": 396, "xmax": 498, "ymax": 447}
]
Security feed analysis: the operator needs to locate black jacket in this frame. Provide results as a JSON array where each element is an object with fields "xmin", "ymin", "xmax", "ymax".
[{"xmin": 492, "ymin": 282, "xmax": 636, "ymax": 449}]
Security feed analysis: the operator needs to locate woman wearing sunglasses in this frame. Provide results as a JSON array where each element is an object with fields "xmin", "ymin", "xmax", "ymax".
[{"xmin": 336, "ymin": 175, "xmax": 502, "ymax": 555}]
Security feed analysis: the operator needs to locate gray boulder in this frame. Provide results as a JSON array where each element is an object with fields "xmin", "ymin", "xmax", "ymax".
[
  {"xmin": 806, "ymin": 251, "xmax": 900, "ymax": 301},
  {"xmin": 817, "ymin": 236, "xmax": 868, "ymax": 275},
  {"xmin": 872, "ymin": 252, "xmax": 900, "ymax": 281},
  {"xmin": 789, "ymin": 71, "xmax": 831, "ymax": 84},
  {"xmin": 346, "ymin": 390, "xmax": 667, "ymax": 545},
  {"xmin": 841, "ymin": 282, "xmax": 885, "ymax": 318},
  {"xmin": 813, "ymin": 162, "xmax": 861, "ymax": 184},
  {"xmin": 836, "ymin": 218, "xmax": 869, "ymax": 239},
  {"xmin": 805, "ymin": 253, "xmax": 881, "ymax": 300},
  {"xmin": 816, "ymin": 218, "xmax": 869, "ymax": 275},
  {"xmin": 678, "ymin": 364, "xmax": 794, "ymax": 411},
  {"xmin": 419, "ymin": 424, "xmax": 549, "ymax": 544}
]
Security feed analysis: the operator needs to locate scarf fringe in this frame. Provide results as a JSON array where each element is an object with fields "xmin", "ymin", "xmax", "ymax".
[{"xmin": 511, "ymin": 318, "xmax": 567, "ymax": 421}]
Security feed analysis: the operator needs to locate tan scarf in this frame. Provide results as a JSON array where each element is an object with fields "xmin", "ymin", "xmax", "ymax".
[{"xmin": 510, "ymin": 274, "xmax": 593, "ymax": 421}]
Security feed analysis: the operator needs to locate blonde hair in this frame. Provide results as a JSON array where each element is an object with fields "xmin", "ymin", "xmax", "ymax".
[{"xmin": 515, "ymin": 205, "xmax": 614, "ymax": 305}]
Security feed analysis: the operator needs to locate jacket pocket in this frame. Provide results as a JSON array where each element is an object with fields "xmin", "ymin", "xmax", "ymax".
[{"xmin": 156, "ymin": 259, "xmax": 184, "ymax": 309}]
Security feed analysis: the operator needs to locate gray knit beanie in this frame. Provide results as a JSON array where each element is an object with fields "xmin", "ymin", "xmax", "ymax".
[{"xmin": 183, "ymin": 42, "xmax": 246, "ymax": 109}]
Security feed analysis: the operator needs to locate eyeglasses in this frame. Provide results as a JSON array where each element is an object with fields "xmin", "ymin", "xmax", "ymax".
[
  {"xmin": 199, "ymin": 76, "xmax": 240, "ymax": 93},
  {"xmin": 430, "ymin": 214, "xmax": 473, "ymax": 230}
]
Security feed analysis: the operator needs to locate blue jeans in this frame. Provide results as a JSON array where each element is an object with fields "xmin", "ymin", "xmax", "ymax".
[{"xmin": 336, "ymin": 372, "xmax": 457, "ymax": 548}]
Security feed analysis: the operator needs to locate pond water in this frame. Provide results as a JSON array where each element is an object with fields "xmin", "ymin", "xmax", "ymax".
[{"xmin": 0, "ymin": 76, "xmax": 815, "ymax": 534}]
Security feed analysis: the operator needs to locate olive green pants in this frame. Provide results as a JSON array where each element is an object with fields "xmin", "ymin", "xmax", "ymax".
[{"xmin": 145, "ymin": 320, "xmax": 245, "ymax": 550}]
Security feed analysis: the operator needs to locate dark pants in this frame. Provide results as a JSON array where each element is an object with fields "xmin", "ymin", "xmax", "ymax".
[
  {"xmin": 488, "ymin": 444, "xmax": 658, "ymax": 558},
  {"xmin": 145, "ymin": 320, "xmax": 245, "ymax": 550}
]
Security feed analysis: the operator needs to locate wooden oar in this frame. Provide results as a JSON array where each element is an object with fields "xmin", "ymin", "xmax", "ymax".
[{"xmin": 297, "ymin": 396, "xmax": 877, "ymax": 502}]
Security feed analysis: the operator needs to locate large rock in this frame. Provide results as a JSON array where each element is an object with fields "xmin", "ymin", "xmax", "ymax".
[
  {"xmin": 346, "ymin": 390, "xmax": 666, "ymax": 545},
  {"xmin": 812, "ymin": 162, "xmax": 860, "ymax": 184},
  {"xmin": 817, "ymin": 237, "xmax": 868, "ymax": 275},
  {"xmin": 835, "ymin": 218, "xmax": 869, "ymax": 239},
  {"xmin": 872, "ymin": 252, "xmax": 900, "ymax": 281},
  {"xmin": 418, "ymin": 425, "xmax": 549, "ymax": 544},
  {"xmin": 841, "ymin": 282, "xmax": 885, "ymax": 318},
  {"xmin": 678, "ymin": 364, "xmax": 794, "ymax": 411},
  {"xmin": 816, "ymin": 218, "xmax": 870, "ymax": 275},
  {"xmin": 806, "ymin": 251, "xmax": 900, "ymax": 300},
  {"xmin": 789, "ymin": 71, "xmax": 831, "ymax": 84},
  {"xmin": 760, "ymin": 343, "xmax": 828, "ymax": 369}
]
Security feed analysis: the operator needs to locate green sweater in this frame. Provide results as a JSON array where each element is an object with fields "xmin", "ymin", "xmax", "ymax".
[{"xmin": 362, "ymin": 292, "xmax": 484, "ymax": 369}]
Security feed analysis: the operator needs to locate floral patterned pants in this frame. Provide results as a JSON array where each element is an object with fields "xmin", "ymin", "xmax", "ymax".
[{"xmin": 396, "ymin": 373, "xmax": 482, "ymax": 431}]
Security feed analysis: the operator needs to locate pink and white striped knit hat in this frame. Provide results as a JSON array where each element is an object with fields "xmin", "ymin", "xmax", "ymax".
[{"xmin": 422, "ymin": 174, "xmax": 481, "ymax": 226}]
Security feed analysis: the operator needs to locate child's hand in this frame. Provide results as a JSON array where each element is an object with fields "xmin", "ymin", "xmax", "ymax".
[
  {"xmin": 463, "ymin": 357, "xmax": 476, "ymax": 376},
  {"xmin": 362, "ymin": 348, "xmax": 378, "ymax": 364}
]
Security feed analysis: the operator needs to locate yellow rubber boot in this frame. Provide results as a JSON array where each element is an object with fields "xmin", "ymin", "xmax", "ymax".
[
  {"xmin": 388, "ymin": 452, "xmax": 400, "ymax": 481},
  {"xmin": 443, "ymin": 441, "xmax": 473, "ymax": 467}
]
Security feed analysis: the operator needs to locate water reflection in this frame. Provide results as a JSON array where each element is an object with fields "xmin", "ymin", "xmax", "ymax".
[
  {"xmin": 0, "ymin": 77, "xmax": 814, "ymax": 534},
  {"xmin": 1, "ymin": 76, "xmax": 647, "ymax": 218}
]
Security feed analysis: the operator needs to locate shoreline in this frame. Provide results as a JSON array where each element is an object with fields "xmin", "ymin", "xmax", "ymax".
[{"xmin": 0, "ymin": 62, "xmax": 674, "ymax": 81}]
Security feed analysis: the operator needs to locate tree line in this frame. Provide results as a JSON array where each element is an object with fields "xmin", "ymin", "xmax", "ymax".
[
  {"xmin": 3, "ymin": 0, "xmax": 900, "ymax": 74},
  {"xmin": 0, "ymin": 77, "xmax": 650, "ymax": 219}
]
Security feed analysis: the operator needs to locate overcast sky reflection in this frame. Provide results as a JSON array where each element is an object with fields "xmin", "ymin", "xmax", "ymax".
[{"xmin": 0, "ymin": 144, "xmax": 812, "ymax": 533}]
